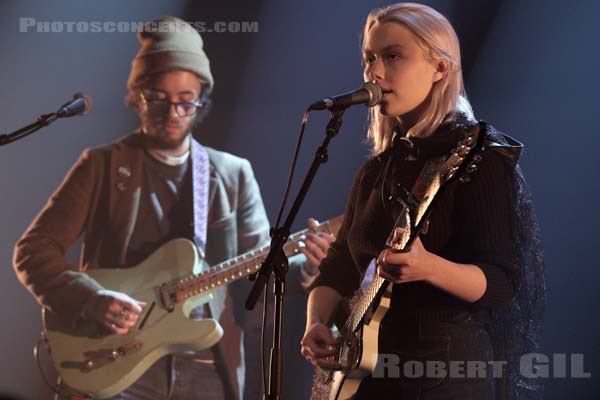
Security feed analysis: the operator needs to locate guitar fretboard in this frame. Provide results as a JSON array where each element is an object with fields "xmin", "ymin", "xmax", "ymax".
[{"xmin": 168, "ymin": 216, "xmax": 343, "ymax": 303}]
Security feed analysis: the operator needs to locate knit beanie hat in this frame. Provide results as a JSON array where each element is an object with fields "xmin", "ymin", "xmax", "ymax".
[{"xmin": 127, "ymin": 16, "xmax": 214, "ymax": 94}]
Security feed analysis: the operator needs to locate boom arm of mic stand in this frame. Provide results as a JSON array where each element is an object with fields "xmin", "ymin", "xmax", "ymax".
[{"xmin": 0, "ymin": 113, "xmax": 58, "ymax": 146}]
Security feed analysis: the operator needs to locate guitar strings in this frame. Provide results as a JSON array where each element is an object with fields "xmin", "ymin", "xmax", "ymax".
[{"xmin": 151, "ymin": 221, "xmax": 337, "ymax": 302}]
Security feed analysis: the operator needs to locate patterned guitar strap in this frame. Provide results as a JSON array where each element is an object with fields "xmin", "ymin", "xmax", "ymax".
[{"xmin": 191, "ymin": 139, "xmax": 210, "ymax": 259}]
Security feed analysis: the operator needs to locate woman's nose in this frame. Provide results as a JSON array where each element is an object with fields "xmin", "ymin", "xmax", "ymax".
[
  {"xmin": 367, "ymin": 58, "xmax": 384, "ymax": 82},
  {"xmin": 373, "ymin": 62, "xmax": 385, "ymax": 81}
]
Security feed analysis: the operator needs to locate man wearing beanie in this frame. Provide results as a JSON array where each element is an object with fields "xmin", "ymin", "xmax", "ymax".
[{"xmin": 13, "ymin": 16, "xmax": 330, "ymax": 400}]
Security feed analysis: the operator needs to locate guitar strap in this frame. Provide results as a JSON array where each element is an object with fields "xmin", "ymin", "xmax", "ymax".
[{"xmin": 190, "ymin": 139, "xmax": 210, "ymax": 259}]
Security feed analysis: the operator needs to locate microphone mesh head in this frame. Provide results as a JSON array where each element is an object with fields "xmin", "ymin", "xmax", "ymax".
[
  {"xmin": 362, "ymin": 82, "xmax": 382, "ymax": 107},
  {"xmin": 73, "ymin": 92, "xmax": 93, "ymax": 116}
]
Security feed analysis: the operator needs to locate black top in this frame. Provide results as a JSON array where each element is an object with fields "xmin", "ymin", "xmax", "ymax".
[
  {"xmin": 313, "ymin": 121, "xmax": 522, "ymax": 316},
  {"xmin": 126, "ymin": 151, "xmax": 192, "ymax": 266}
]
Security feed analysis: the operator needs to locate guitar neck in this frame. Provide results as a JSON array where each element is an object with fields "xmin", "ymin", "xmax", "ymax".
[{"xmin": 170, "ymin": 216, "xmax": 343, "ymax": 303}]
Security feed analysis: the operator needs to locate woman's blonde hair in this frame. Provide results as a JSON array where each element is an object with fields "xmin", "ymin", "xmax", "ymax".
[{"xmin": 363, "ymin": 3, "xmax": 474, "ymax": 154}]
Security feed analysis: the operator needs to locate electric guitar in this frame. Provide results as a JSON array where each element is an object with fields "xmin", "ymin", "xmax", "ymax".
[
  {"xmin": 43, "ymin": 216, "xmax": 343, "ymax": 399},
  {"xmin": 312, "ymin": 124, "xmax": 484, "ymax": 400}
]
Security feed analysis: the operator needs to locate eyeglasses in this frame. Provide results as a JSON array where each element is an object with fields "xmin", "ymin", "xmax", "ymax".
[{"xmin": 140, "ymin": 91, "xmax": 204, "ymax": 117}]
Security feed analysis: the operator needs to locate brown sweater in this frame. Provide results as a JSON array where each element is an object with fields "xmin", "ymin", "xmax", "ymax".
[{"xmin": 313, "ymin": 123, "xmax": 522, "ymax": 316}]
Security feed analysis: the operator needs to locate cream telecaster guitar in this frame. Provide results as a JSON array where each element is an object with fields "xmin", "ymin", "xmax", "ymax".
[{"xmin": 43, "ymin": 216, "xmax": 343, "ymax": 399}]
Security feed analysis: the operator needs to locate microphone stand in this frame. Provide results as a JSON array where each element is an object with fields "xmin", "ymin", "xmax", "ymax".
[
  {"xmin": 0, "ymin": 112, "xmax": 58, "ymax": 146},
  {"xmin": 245, "ymin": 107, "xmax": 347, "ymax": 400}
]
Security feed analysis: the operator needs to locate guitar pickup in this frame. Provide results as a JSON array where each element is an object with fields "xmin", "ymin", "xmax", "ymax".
[
  {"xmin": 157, "ymin": 284, "xmax": 176, "ymax": 312},
  {"xmin": 80, "ymin": 341, "xmax": 143, "ymax": 373}
]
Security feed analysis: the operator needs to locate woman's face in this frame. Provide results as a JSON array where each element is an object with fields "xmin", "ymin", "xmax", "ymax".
[{"xmin": 363, "ymin": 21, "xmax": 443, "ymax": 126}]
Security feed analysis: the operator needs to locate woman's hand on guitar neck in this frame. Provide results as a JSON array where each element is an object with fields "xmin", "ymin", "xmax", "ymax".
[
  {"xmin": 378, "ymin": 236, "xmax": 489, "ymax": 303},
  {"xmin": 84, "ymin": 289, "xmax": 147, "ymax": 335},
  {"xmin": 376, "ymin": 236, "xmax": 436, "ymax": 284}
]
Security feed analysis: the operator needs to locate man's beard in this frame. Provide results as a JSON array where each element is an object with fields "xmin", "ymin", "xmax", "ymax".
[
  {"xmin": 141, "ymin": 112, "xmax": 196, "ymax": 149},
  {"xmin": 145, "ymin": 126, "xmax": 189, "ymax": 149}
]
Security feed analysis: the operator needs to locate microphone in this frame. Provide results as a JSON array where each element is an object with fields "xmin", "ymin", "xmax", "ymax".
[
  {"xmin": 56, "ymin": 92, "xmax": 93, "ymax": 118},
  {"xmin": 308, "ymin": 82, "xmax": 382, "ymax": 111}
]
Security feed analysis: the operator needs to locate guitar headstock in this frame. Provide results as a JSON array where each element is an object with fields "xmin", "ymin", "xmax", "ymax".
[{"xmin": 307, "ymin": 215, "xmax": 344, "ymax": 237}]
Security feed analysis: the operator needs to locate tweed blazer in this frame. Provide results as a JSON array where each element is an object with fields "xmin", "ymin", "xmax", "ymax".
[{"xmin": 13, "ymin": 132, "xmax": 271, "ymax": 400}]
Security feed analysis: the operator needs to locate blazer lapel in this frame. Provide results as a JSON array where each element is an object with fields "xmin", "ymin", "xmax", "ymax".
[{"xmin": 109, "ymin": 135, "xmax": 145, "ymax": 266}]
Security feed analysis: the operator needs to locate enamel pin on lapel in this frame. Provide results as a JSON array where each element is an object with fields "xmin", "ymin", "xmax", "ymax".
[{"xmin": 116, "ymin": 164, "xmax": 132, "ymax": 191}]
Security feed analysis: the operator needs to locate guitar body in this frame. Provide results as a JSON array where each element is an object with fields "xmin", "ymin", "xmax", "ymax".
[
  {"xmin": 328, "ymin": 283, "xmax": 393, "ymax": 400},
  {"xmin": 43, "ymin": 239, "xmax": 223, "ymax": 399}
]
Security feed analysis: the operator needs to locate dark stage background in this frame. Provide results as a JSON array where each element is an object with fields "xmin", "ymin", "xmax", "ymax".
[{"xmin": 0, "ymin": 0, "xmax": 598, "ymax": 399}]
